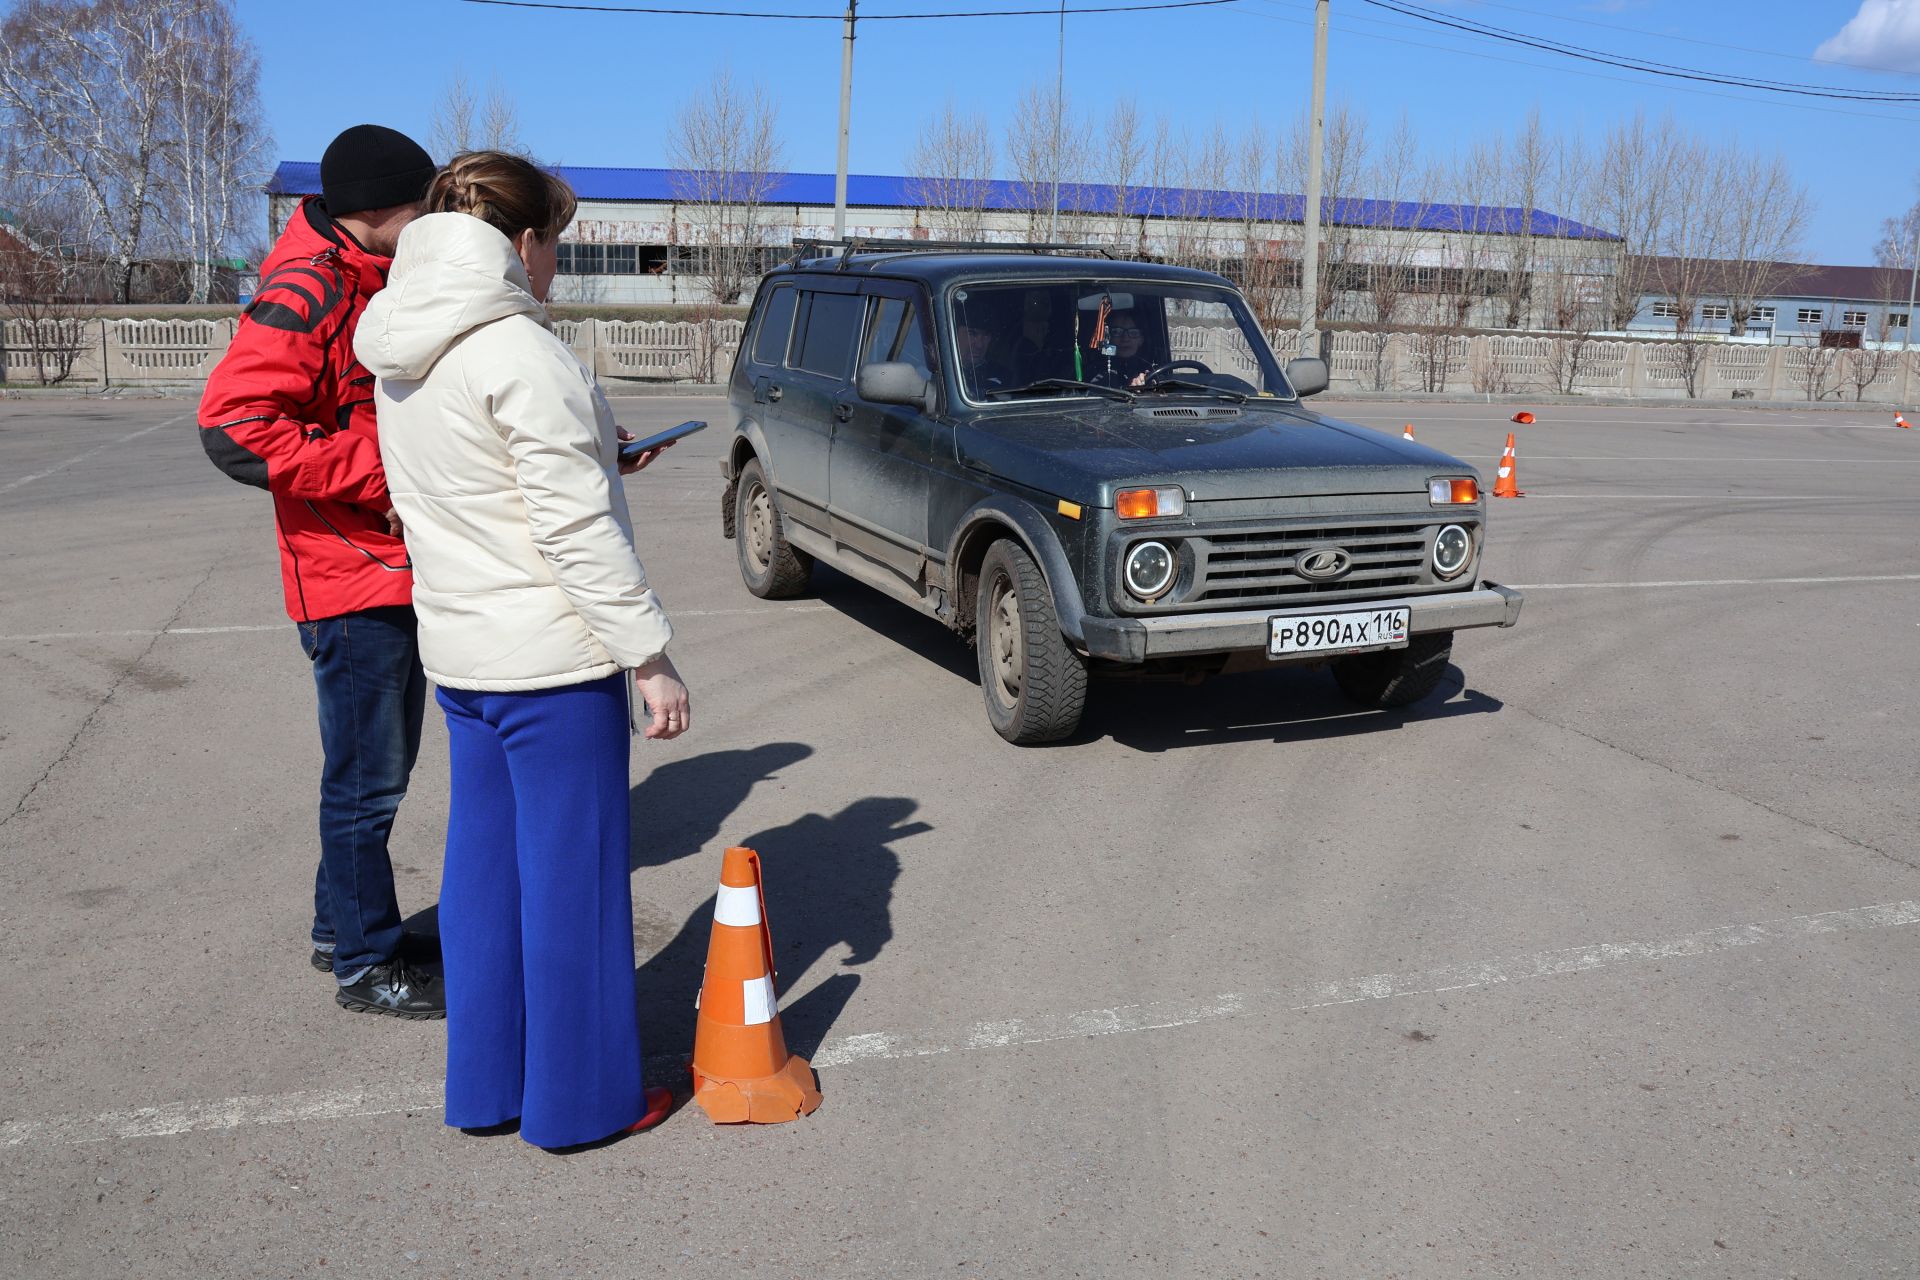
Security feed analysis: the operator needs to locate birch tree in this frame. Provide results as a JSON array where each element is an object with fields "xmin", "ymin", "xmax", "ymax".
[{"xmin": 906, "ymin": 104, "xmax": 996, "ymax": 240}]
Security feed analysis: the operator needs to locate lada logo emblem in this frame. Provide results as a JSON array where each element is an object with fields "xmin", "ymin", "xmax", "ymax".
[{"xmin": 1294, "ymin": 545, "xmax": 1353, "ymax": 581}]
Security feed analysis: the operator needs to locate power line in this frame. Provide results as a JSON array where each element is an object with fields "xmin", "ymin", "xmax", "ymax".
[
  {"xmin": 1461, "ymin": 0, "xmax": 1920, "ymax": 83},
  {"xmin": 1231, "ymin": 2, "xmax": 1920, "ymax": 128},
  {"xmin": 1357, "ymin": 0, "xmax": 1920, "ymax": 103},
  {"xmin": 450, "ymin": 0, "xmax": 1237, "ymax": 17}
]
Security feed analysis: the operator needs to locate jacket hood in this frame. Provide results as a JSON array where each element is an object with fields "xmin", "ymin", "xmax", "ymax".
[{"xmin": 354, "ymin": 212, "xmax": 548, "ymax": 380}]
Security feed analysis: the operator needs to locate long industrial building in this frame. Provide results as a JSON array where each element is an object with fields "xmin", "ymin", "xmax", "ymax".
[{"xmin": 267, "ymin": 161, "xmax": 1620, "ymax": 326}]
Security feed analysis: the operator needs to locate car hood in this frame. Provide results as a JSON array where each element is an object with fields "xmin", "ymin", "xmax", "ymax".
[{"xmin": 953, "ymin": 400, "xmax": 1472, "ymax": 504}]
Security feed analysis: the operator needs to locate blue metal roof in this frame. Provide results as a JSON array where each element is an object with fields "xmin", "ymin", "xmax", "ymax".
[{"xmin": 269, "ymin": 161, "xmax": 1618, "ymax": 240}]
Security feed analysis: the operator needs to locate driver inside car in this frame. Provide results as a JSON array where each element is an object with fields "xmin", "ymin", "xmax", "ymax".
[{"xmin": 1088, "ymin": 309, "xmax": 1159, "ymax": 387}]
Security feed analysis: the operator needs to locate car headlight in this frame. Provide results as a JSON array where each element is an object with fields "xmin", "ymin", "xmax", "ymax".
[
  {"xmin": 1125, "ymin": 540, "xmax": 1176, "ymax": 599},
  {"xmin": 1429, "ymin": 477, "xmax": 1478, "ymax": 505},
  {"xmin": 1432, "ymin": 524, "xmax": 1472, "ymax": 579}
]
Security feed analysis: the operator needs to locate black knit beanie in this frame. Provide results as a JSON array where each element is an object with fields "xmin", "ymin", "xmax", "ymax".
[{"xmin": 320, "ymin": 125, "xmax": 436, "ymax": 216}]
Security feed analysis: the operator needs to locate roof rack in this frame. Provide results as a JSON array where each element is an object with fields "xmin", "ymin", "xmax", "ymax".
[{"xmin": 788, "ymin": 237, "xmax": 1117, "ymax": 271}]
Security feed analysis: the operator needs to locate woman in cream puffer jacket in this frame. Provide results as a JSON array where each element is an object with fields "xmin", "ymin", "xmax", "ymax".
[{"xmin": 354, "ymin": 152, "xmax": 682, "ymax": 1150}]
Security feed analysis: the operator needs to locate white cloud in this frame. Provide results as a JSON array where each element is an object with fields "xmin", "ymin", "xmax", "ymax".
[{"xmin": 1816, "ymin": 0, "xmax": 1920, "ymax": 72}]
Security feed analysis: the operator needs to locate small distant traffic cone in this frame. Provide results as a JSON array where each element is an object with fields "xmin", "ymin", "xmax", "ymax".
[
  {"xmin": 690, "ymin": 847, "xmax": 821, "ymax": 1124},
  {"xmin": 1897, "ymin": 411, "xmax": 1910, "ymax": 429},
  {"xmin": 1511, "ymin": 411, "xmax": 1535, "ymax": 425},
  {"xmin": 1402, "ymin": 424, "xmax": 1416, "ymax": 441},
  {"xmin": 1492, "ymin": 432, "xmax": 1524, "ymax": 498}
]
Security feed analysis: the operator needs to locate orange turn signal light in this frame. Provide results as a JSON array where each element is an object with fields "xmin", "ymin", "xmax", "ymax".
[
  {"xmin": 1115, "ymin": 486, "xmax": 1186, "ymax": 519},
  {"xmin": 1430, "ymin": 477, "xmax": 1478, "ymax": 504}
]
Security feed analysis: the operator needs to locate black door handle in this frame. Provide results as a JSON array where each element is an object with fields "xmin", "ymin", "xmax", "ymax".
[{"xmin": 833, "ymin": 401, "xmax": 855, "ymax": 422}]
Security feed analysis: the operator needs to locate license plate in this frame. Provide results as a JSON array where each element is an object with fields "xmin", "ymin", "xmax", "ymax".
[{"xmin": 1269, "ymin": 607, "xmax": 1410, "ymax": 657}]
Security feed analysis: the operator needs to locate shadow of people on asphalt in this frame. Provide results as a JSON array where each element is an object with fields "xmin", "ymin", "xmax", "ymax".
[
  {"xmin": 1091, "ymin": 665, "xmax": 1503, "ymax": 752},
  {"xmin": 633, "ymin": 795, "xmax": 932, "ymax": 1064},
  {"xmin": 627, "ymin": 742, "xmax": 813, "ymax": 872}
]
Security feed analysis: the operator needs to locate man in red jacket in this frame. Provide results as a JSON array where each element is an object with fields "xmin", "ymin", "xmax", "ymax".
[{"xmin": 201, "ymin": 125, "xmax": 443, "ymax": 1018}]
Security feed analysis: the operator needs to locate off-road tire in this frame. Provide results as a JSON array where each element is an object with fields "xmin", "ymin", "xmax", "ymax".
[
  {"xmin": 975, "ymin": 539, "xmax": 1088, "ymax": 745},
  {"xmin": 734, "ymin": 458, "xmax": 813, "ymax": 599},
  {"xmin": 1331, "ymin": 631, "xmax": 1454, "ymax": 709}
]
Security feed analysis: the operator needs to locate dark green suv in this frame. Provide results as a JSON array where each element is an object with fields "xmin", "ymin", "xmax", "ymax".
[{"xmin": 720, "ymin": 245, "xmax": 1522, "ymax": 744}]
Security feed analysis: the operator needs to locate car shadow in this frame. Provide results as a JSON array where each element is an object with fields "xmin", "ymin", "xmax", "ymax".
[
  {"xmin": 1084, "ymin": 665, "xmax": 1503, "ymax": 752},
  {"xmin": 633, "ymin": 795, "xmax": 932, "ymax": 1066},
  {"xmin": 808, "ymin": 564, "xmax": 977, "ymax": 684}
]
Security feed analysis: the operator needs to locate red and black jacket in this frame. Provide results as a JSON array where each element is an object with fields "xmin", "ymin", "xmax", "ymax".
[{"xmin": 199, "ymin": 198, "xmax": 411, "ymax": 622}]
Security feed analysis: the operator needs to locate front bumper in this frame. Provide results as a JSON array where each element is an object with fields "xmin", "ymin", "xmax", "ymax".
[{"xmin": 1078, "ymin": 581, "xmax": 1523, "ymax": 663}]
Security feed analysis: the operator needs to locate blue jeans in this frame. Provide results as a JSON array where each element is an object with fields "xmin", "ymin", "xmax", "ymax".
[
  {"xmin": 298, "ymin": 606, "xmax": 427, "ymax": 982},
  {"xmin": 436, "ymin": 674, "xmax": 642, "ymax": 1148}
]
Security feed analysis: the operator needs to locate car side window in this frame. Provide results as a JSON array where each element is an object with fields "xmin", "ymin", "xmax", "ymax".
[
  {"xmin": 862, "ymin": 297, "xmax": 930, "ymax": 380},
  {"xmin": 750, "ymin": 284, "xmax": 796, "ymax": 367},
  {"xmin": 793, "ymin": 291, "xmax": 865, "ymax": 380}
]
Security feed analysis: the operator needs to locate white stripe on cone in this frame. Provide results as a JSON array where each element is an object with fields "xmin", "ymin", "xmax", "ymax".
[
  {"xmin": 714, "ymin": 884, "xmax": 762, "ymax": 927},
  {"xmin": 741, "ymin": 975, "xmax": 777, "ymax": 1025}
]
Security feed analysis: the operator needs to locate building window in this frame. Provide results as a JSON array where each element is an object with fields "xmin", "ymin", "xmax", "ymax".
[
  {"xmin": 1651, "ymin": 300, "xmax": 1681, "ymax": 319},
  {"xmin": 1796, "ymin": 307, "xmax": 1823, "ymax": 325},
  {"xmin": 1753, "ymin": 306, "xmax": 1776, "ymax": 321},
  {"xmin": 605, "ymin": 245, "xmax": 638, "ymax": 275},
  {"xmin": 1891, "ymin": 312, "xmax": 1911, "ymax": 330},
  {"xmin": 1700, "ymin": 304, "xmax": 1729, "ymax": 321},
  {"xmin": 1842, "ymin": 310, "xmax": 1868, "ymax": 328}
]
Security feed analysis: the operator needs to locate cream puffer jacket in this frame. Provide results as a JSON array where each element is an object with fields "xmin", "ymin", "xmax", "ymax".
[{"xmin": 354, "ymin": 212, "xmax": 672, "ymax": 691}]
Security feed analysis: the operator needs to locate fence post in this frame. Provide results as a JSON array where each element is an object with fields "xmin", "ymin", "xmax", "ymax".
[
  {"xmin": 1763, "ymin": 344, "xmax": 1783, "ymax": 402},
  {"xmin": 97, "ymin": 318, "xmax": 111, "ymax": 389}
]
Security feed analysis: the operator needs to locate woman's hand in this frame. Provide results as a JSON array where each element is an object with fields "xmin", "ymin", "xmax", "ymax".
[
  {"xmin": 616, "ymin": 427, "xmax": 675, "ymax": 476},
  {"xmin": 633, "ymin": 656, "xmax": 690, "ymax": 740}
]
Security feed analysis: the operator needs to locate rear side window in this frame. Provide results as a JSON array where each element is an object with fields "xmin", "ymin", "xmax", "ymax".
[
  {"xmin": 751, "ymin": 285, "xmax": 796, "ymax": 366},
  {"xmin": 793, "ymin": 291, "xmax": 865, "ymax": 379}
]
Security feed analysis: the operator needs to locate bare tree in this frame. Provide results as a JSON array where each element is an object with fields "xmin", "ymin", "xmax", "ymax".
[
  {"xmin": 1100, "ymin": 98, "xmax": 1148, "ymax": 254},
  {"xmin": 666, "ymin": 70, "xmax": 785, "ymax": 307},
  {"xmin": 1282, "ymin": 103, "xmax": 1370, "ymax": 325},
  {"xmin": 1005, "ymin": 83, "xmax": 1089, "ymax": 242},
  {"xmin": 1494, "ymin": 110, "xmax": 1549, "ymax": 329},
  {"xmin": 1716, "ymin": 147, "xmax": 1810, "ymax": 336},
  {"xmin": 1648, "ymin": 130, "xmax": 1725, "ymax": 398},
  {"xmin": 431, "ymin": 69, "xmax": 523, "ymax": 159},
  {"xmin": 0, "ymin": 196, "xmax": 92, "ymax": 384},
  {"xmin": 1790, "ymin": 341, "xmax": 1843, "ymax": 402},
  {"xmin": 1591, "ymin": 113, "xmax": 1676, "ymax": 332},
  {"xmin": 906, "ymin": 103, "xmax": 996, "ymax": 240}
]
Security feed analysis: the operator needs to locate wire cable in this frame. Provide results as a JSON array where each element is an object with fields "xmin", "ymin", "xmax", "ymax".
[
  {"xmin": 1357, "ymin": 0, "xmax": 1920, "ymax": 103},
  {"xmin": 451, "ymin": 0, "xmax": 1238, "ymax": 17}
]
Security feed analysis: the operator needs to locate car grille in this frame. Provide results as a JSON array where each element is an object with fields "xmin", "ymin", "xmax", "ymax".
[{"xmin": 1183, "ymin": 515, "xmax": 1452, "ymax": 607}]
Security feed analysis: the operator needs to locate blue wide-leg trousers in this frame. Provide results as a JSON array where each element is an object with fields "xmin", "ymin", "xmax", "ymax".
[{"xmin": 436, "ymin": 673, "xmax": 642, "ymax": 1148}]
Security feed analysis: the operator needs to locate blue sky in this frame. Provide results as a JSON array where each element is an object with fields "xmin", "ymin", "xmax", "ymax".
[{"xmin": 237, "ymin": 0, "xmax": 1920, "ymax": 264}]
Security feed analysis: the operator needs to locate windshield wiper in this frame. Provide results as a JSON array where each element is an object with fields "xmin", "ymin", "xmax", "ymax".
[
  {"xmin": 994, "ymin": 378, "xmax": 1136, "ymax": 404},
  {"xmin": 1134, "ymin": 378, "xmax": 1247, "ymax": 403}
]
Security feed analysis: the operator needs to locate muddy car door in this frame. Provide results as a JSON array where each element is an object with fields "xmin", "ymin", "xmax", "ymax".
[
  {"xmin": 756, "ymin": 278, "xmax": 865, "ymax": 535},
  {"xmin": 828, "ymin": 281, "xmax": 939, "ymax": 584}
]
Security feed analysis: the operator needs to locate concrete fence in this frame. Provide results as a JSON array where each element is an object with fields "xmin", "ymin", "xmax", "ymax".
[{"xmin": 5, "ymin": 316, "xmax": 1916, "ymax": 404}]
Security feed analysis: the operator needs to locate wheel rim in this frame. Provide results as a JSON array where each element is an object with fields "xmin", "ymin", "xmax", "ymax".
[
  {"xmin": 985, "ymin": 569, "xmax": 1024, "ymax": 708},
  {"xmin": 744, "ymin": 481, "xmax": 775, "ymax": 574}
]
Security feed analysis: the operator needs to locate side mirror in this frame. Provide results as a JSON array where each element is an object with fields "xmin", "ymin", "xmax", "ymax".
[
  {"xmin": 1285, "ymin": 356, "xmax": 1329, "ymax": 398},
  {"xmin": 856, "ymin": 361, "xmax": 934, "ymax": 412}
]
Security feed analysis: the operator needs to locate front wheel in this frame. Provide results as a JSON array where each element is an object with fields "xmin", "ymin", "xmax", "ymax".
[
  {"xmin": 975, "ymin": 539, "xmax": 1087, "ymax": 745},
  {"xmin": 734, "ymin": 458, "xmax": 813, "ymax": 599},
  {"xmin": 1330, "ymin": 632, "xmax": 1453, "ymax": 708}
]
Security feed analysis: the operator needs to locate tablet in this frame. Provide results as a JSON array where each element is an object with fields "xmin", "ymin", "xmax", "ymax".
[{"xmin": 618, "ymin": 419, "xmax": 707, "ymax": 465}]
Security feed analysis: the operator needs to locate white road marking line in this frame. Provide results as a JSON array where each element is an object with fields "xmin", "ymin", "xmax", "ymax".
[
  {"xmin": 0, "ymin": 606, "xmax": 833, "ymax": 644},
  {"xmin": 7, "ymin": 899, "xmax": 1911, "ymax": 1148},
  {"xmin": 1509, "ymin": 455, "xmax": 1920, "ymax": 463},
  {"xmin": 0, "ymin": 414, "xmax": 187, "ymax": 495},
  {"xmin": 1514, "ymin": 493, "xmax": 1903, "ymax": 500},
  {"xmin": 1338, "ymin": 415, "xmax": 1897, "ymax": 429},
  {"xmin": 1512, "ymin": 573, "xmax": 1920, "ymax": 591}
]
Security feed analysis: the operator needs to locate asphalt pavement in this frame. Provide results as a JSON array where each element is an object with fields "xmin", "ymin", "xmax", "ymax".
[{"xmin": 1, "ymin": 393, "xmax": 1915, "ymax": 1279}]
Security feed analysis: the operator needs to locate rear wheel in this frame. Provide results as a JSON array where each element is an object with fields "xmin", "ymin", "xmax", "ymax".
[
  {"xmin": 734, "ymin": 458, "xmax": 812, "ymax": 599},
  {"xmin": 1330, "ymin": 632, "xmax": 1453, "ymax": 708},
  {"xmin": 975, "ymin": 539, "xmax": 1087, "ymax": 745}
]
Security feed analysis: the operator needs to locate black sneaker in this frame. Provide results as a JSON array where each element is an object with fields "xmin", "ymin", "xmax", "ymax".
[
  {"xmin": 335, "ymin": 957, "xmax": 446, "ymax": 1020},
  {"xmin": 312, "ymin": 932, "xmax": 439, "ymax": 976},
  {"xmin": 310, "ymin": 948, "xmax": 333, "ymax": 973}
]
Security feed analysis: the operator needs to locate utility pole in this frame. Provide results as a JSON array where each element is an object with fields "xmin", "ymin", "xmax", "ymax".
[
  {"xmin": 1047, "ymin": 0, "xmax": 1066, "ymax": 242},
  {"xmin": 834, "ymin": 0, "xmax": 857, "ymax": 240},
  {"xmin": 1904, "ymin": 209, "xmax": 1919, "ymax": 353},
  {"xmin": 1299, "ymin": 0, "xmax": 1329, "ymax": 337}
]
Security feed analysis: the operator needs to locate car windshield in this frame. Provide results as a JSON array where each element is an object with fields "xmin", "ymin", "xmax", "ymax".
[{"xmin": 947, "ymin": 280, "xmax": 1292, "ymax": 404}]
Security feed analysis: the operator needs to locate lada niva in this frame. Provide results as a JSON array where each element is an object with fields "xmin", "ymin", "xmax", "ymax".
[{"xmin": 719, "ymin": 244, "xmax": 1522, "ymax": 744}]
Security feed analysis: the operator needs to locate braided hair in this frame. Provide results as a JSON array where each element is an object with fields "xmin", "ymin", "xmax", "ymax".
[{"xmin": 425, "ymin": 151, "xmax": 577, "ymax": 243}]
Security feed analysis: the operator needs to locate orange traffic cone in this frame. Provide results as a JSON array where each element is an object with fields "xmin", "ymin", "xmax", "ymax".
[
  {"xmin": 1511, "ymin": 411, "xmax": 1535, "ymax": 425},
  {"xmin": 1492, "ymin": 432, "xmax": 1524, "ymax": 498},
  {"xmin": 690, "ymin": 847, "xmax": 821, "ymax": 1124},
  {"xmin": 1897, "ymin": 412, "xmax": 1911, "ymax": 429},
  {"xmin": 1402, "ymin": 424, "xmax": 1416, "ymax": 441}
]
